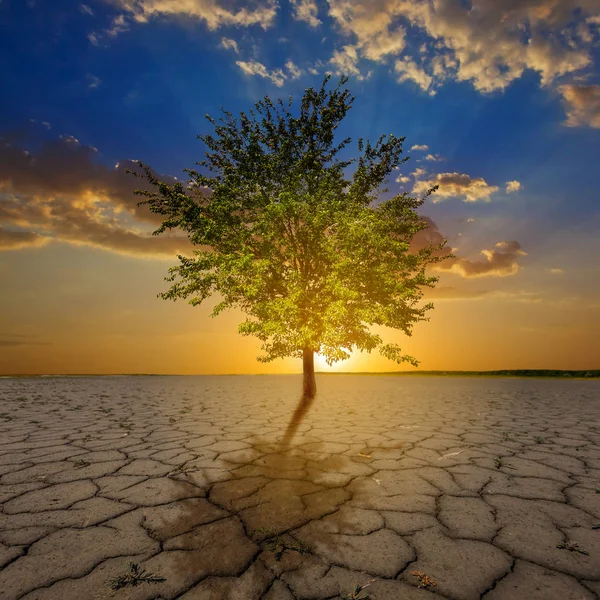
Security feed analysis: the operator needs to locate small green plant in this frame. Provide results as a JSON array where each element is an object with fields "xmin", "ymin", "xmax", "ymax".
[
  {"xmin": 73, "ymin": 459, "xmax": 91, "ymax": 468},
  {"xmin": 502, "ymin": 431, "xmax": 512, "ymax": 441},
  {"xmin": 557, "ymin": 541, "xmax": 589, "ymax": 555},
  {"xmin": 342, "ymin": 579, "xmax": 376, "ymax": 600},
  {"xmin": 254, "ymin": 528, "xmax": 309, "ymax": 561},
  {"xmin": 169, "ymin": 417, "xmax": 177, "ymax": 424},
  {"xmin": 494, "ymin": 457, "xmax": 515, "ymax": 470},
  {"xmin": 109, "ymin": 562, "xmax": 166, "ymax": 590},
  {"xmin": 533, "ymin": 436, "xmax": 545, "ymax": 444}
]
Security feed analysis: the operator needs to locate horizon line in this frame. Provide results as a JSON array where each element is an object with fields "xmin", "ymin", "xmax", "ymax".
[{"xmin": 2, "ymin": 369, "xmax": 599, "ymax": 379}]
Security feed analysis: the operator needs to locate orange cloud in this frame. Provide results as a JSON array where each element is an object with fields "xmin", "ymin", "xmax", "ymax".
[
  {"xmin": 0, "ymin": 136, "xmax": 192, "ymax": 257},
  {"xmin": 438, "ymin": 241, "xmax": 527, "ymax": 278},
  {"xmin": 0, "ymin": 227, "xmax": 50, "ymax": 250},
  {"xmin": 411, "ymin": 219, "xmax": 526, "ymax": 278},
  {"xmin": 413, "ymin": 172, "xmax": 500, "ymax": 202},
  {"xmin": 558, "ymin": 84, "xmax": 600, "ymax": 128}
]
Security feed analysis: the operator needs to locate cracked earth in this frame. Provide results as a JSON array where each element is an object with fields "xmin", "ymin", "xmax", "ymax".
[{"xmin": 0, "ymin": 375, "xmax": 599, "ymax": 600}]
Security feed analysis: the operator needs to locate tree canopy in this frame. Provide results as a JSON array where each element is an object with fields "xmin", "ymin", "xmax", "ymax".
[{"xmin": 132, "ymin": 76, "xmax": 449, "ymax": 387}]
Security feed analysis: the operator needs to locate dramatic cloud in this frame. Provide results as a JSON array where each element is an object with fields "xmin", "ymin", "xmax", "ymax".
[
  {"xmin": 328, "ymin": 1, "xmax": 406, "ymax": 63},
  {"xmin": 559, "ymin": 84, "xmax": 600, "ymax": 128},
  {"xmin": 0, "ymin": 136, "xmax": 192, "ymax": 257},
  {"xmin": 290, "ymin": 0, "xmax": 321, "ymax": 27},
  {"xmin": 411, "ymin": 218, "xmax": 526, "ymax": 278},
  {"xmin": 98, "ymin": 0, "xmax": 599, "ymax": 128},
  {"xmin": 327, "ymin": 0, "xmax": 597, "ymax": 95},
  {"xmin": 109, "ymin": 0, "xmax": 278, "ymax": 31},
  {"xmin": 438, "ymin": 241, "xmax": 527, "ymax": 278},
  {"xmin": 413, "ymin": 172, "xmax": 500, "ymax": 203},
  {"xmin": 505, "ymin": 180, "xmax": 522, "ymax": 193}
]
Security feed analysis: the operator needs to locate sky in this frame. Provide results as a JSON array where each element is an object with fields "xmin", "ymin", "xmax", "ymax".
[{"xmin": 0, "ymin": 0, "xmax": 599, "ymax": 375}]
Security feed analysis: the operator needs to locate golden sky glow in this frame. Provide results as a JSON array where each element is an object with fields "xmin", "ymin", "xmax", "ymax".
[
  {"xmin": 1, "ymin": 240, "xmax": 599, "ymax": 375},
  {"xmin": 1, "ymin": 1, "xmax": 600, "ymax": 374}
]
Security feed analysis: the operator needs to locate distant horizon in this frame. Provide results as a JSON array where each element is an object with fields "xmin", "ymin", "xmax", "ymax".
[{"xmin": 3, "ymin": 369, "xmax": 599, "ymax": 379}]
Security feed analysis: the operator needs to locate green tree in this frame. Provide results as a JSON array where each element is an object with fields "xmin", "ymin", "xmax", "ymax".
[{"xmin": 132, "ymin": 76, "xmax": 449, "ymax": 398}]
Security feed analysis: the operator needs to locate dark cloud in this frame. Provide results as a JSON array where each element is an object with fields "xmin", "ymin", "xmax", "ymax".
[
  {"xmin": 0, "ymin": 135, "xmax": 193, "ymax": 257},
  {"xmin": 439, "ymin": 240, "xmax": 527, "ymax": 278},
  {"xmin": 559, "ymin": 84, "xmax": 600, "ymax": 128},
  {"xmin": 0, "ymin": 227, "xmax": 50, "ymax": 250},
  {"xmin": 412, "ymin": 218, "xmax": 526, "ymax": 278}
]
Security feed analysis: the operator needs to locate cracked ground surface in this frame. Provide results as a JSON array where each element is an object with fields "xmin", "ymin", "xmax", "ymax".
[{"xmin": 0, "ymin": 374, "xmax": 599, "ymax": 600}]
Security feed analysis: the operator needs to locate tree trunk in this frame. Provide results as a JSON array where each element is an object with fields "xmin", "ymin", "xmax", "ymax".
[{"xmin": 302, "ymin": 347, "xmax": 317, "ymax": 398}]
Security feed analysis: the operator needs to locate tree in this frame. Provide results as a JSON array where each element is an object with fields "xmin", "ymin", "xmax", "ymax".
[{"xmin": 132, "ymin": 76, "xmax": 449, "ymax": 398}]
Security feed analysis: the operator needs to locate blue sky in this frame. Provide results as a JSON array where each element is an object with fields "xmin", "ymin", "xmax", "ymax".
[{"xmin": 0, "ymin": 0, "xmax": 599, "ymax": 373}]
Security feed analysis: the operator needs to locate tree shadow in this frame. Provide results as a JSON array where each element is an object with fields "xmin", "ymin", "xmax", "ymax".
[{"xmin": 280, "ymin": 393, "xmax": 317, "ymax": 447}]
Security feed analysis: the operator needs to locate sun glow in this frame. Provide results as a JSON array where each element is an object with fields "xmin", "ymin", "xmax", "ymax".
[{"xmin": 314, "ymin": 351, "xmax": 358, "ymax": 372}]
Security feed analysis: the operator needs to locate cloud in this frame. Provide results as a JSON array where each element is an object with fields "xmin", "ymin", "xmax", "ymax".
[
  {"xmin": 0, "ymin": 227, "xmax": 50, "ymax": 250},
  {"xmin": 290, "ymin": 0, "xmax": 321, "ymax": 27},
  {"xmin": 424, "ymin": 153, "xmax": 442, "ymax": 161},
  {"xmin": 438, "ymin": 241, "xmax": 527, "ymax": 278},
  {"xmin": 220, "ymin": 37, "xmax": 239, "ymax": 53},
  {"xmin": 107, "ymin": 14, "xmax": 129, "ymax": 36},
  {"xmin": 285, "ymin": 59, "xmax": 302, "ymax": 80},
  {"xmin": 424, "ymin": 286, "xmax": 540, "ymax": 302},
  {"xmin": 328, "ymin": 1, "xmax": 406, "ymax": 63},
  {"xmin": 235, "ymin": 59, "xmax": 286, "ymax": 86},
  {"xmin": 329, "ymin": 45, "xmax": 362, "ymax": 78},
  {"xmin": 413, "ymin": 172, "xmax": 500, "ymax": 202},
  {"xmin": 395, "ymin": 175, "xmax": 410, "ymax": 183},
  {"xmin": 546, "ymin": 267, "xmax": 565, "ymax": 274},
  {"xmin": 410, "ymin": 218, "xmax": 526, "ymax": 278},
  {"xmin": 394, "ymin": 57, "xmax": 433, "ymax": 94},
  {"xmin": 0, "ymin": 136, "xmax": 192, "ymax": 257},
  {"xmin": 109, "ymin": 0, "xmax": 278, "ymax": 31},
  {"xmin": 558, "ymin": 84, "xmax": 600, "ymax": 128},
  {"xmin": 0, "ymin": 333, "xmax": 53, "ymax": 347},
  {"xmin": 326, "ymin": 0, "xmax": 597, "ymax": 95},
  {"xmin": 87, "ymin": 74, "xmax": 101, "ymax": 89},
  {"xmin": 410, "ymin": 144, "xmax": 428, "ymax": 151},
  {"xmin": 505, "ymin": 180, "xmax": 522, "ymax": 193}
]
